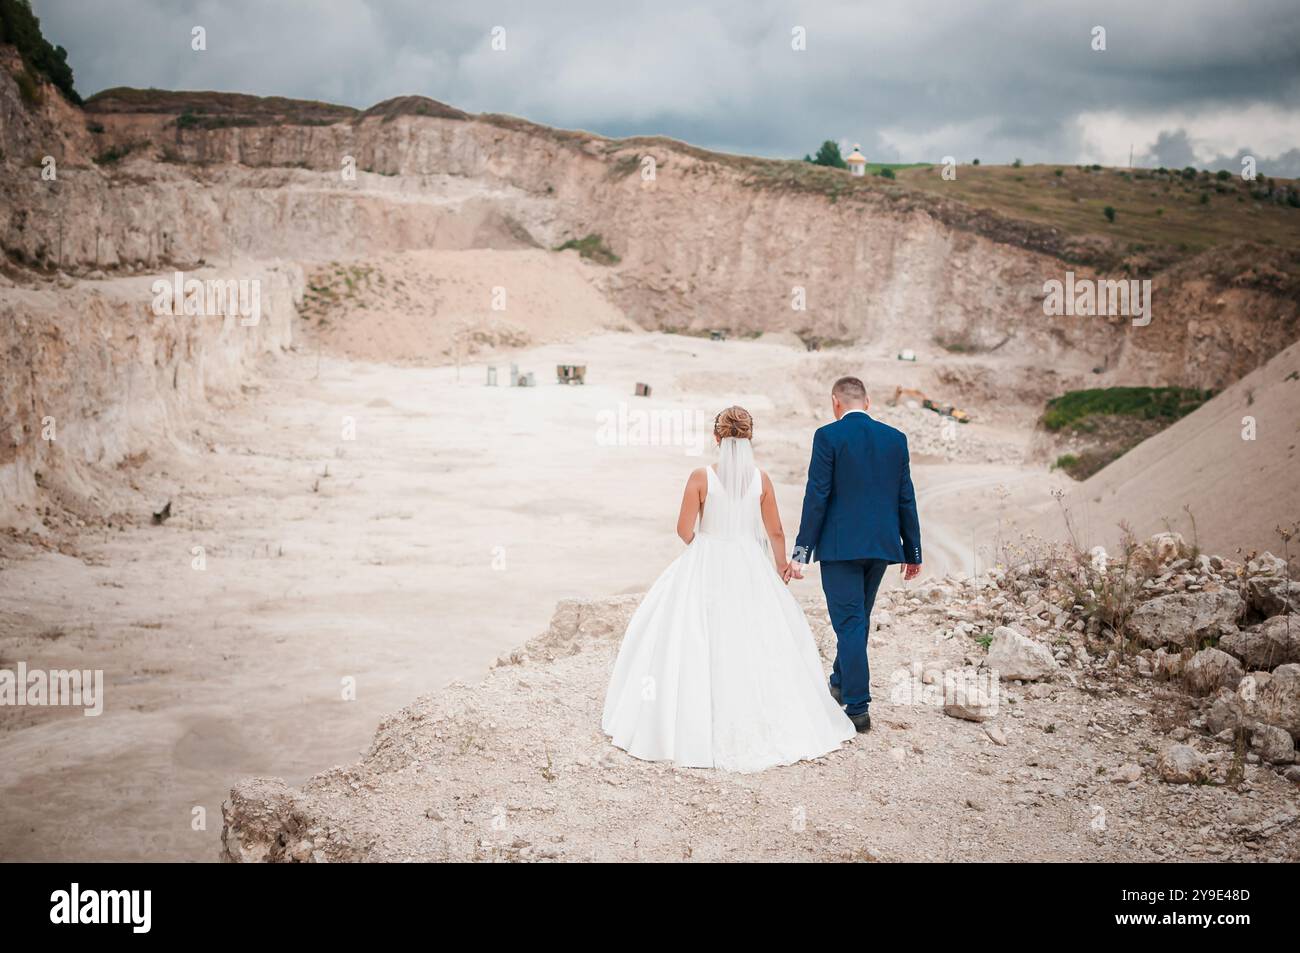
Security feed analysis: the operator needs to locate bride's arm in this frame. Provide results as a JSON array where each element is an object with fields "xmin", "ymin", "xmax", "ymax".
[
  {"xmin": 758, "ymin": 471, "xmax": 790, "ymax": 575},
  {"xmin": 676, "ymin": 468, "xmax": 707, "ymax": 544}
]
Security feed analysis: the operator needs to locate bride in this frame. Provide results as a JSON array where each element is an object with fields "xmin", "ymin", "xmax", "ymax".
[{"xmin": 601, "ymin": 406, "xmax": 855, "ymax": 772}]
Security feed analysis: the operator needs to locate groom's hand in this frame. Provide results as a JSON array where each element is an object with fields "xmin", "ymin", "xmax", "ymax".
[
  {"xmin": 902, "ymin": 563, "xmax": 922, "ymax": 581},
  {"xmin": 782, "ymin": 562, "xmax": 803, "ymax": 582}
]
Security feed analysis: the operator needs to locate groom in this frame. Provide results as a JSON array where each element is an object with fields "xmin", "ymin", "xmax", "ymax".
[{"xmin": 786, "ymin": 377, "xmax": 922, "ymax": 733}]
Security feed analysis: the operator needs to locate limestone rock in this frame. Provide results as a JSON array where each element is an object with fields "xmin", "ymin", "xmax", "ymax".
[
  {"xmin": 1246, "ymin": 577, "xmax": 1300, "ymax": 618},
  {"xmin": 943, "ymin": 672, "xmax": 997, "ymax": 722},
  {"xmin": 986, "ymin": 626, "xmax": 1058, "ymax": 681},
  {"xmin": 1220, "ymin": 615, "xmax": 1300, "ymax": 670},
  {"xmin": 1127, "ymin": 590, "xmax": 1244, "ymax": 650},
  {"xmin": 1250, "ymin": 725, "xmax": 1295, "ymax": 764},
  {"xmin": 1205, "ymin": 691, "xmax": 1253, "ymax": 735},
  {"xmin": 1148, "ymin": 532, "xmax": 1186, "ymax": 563},
  {"xmin": 1257, "ymin": 663, "xmax": 1300, "ymax": 738},
  {"xmin": 1157, "ymin": 744, "xmax": 1209, "ymax": 784},
  {"xmin": 1152, "ymin": 647, "xmax": 1186, "ymax": 680},
  {"xmin": 1183, "ymin": 647, "xmax": 1244, "ymax": 696},
  {"xmin": 1113, "ymin": 763, "xmax": 1142, "ymax": 783}
]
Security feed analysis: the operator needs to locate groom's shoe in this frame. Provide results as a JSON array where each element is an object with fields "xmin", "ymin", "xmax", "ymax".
[
  {"xmin": 829, "ymin": 683, "xmax": 842, "ymax": 706},
  {"xmin": 849, "ymin": 711, "xmax": 872, "ymax": 733}
]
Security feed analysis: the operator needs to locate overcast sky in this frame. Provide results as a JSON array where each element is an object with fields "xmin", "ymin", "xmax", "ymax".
[{"xmin": 33, "ymin": 0, "xmax": 1300, "ymax": 174}]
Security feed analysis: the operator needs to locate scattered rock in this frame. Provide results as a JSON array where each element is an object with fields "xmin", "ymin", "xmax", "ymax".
[
  {"xmin": 1149, "ymin": 532, "xmax": 1186, "ymax": 563},
  {"xmin": 1221, "ymin": 615, "xmax": 1300, "ymax": 670},
  {"xmin": 1152, "ymin": 647, "xmax": 1186, "ymax": 680},
  {"xmin": 1256, "ymin": 663, "xmax": 1300, "ymax": 737},
  {"xmin": 1127, "ymin": 590, "xmax": 1244, "ymax": 650},
  {"xmin": 1157, "ymin": 744, "xmax": 1209, "ymax": 784},
  {"xmin": 1246, "ymin": 578, "xmax": 1300, "ymax": 619},
  {"xmin": 1183, "ymin": 647, "xmax": 1244, "ymax": 696},
  {"xmin": 983, "ymin": 724, "xmax": 1008, "ymax": 746},
  {"xmin": 1113, "ymin": 763, "xmax": 1142, "ymax": 783},
  {"xmin": 942, "ymin": 672, "xmax": 997, "ymax": 722},
  {"xmin": 986, "ymin": 626, "xmax": 1058, "ymax": 681},
  {"xmin": 1250, "ymin": 725, "xmax": 1295, "ymax": 764},
  {"xmin": 1205, "ymin": 691, "xmax": 1253, "ymax": 735}
]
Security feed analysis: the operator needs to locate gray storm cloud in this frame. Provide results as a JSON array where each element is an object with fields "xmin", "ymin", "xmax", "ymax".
[{"xmin": 31, "ymin": 0, "xmax": 1300, "ymax": 172}]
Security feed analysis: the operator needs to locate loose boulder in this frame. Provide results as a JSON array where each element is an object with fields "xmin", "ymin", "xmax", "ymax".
[
  {"xmin": 1256, "ymin": 663, "xmax": 1300, "ymax": 739},
  {"xmin": 942, "ymin": 671, "xmax": 998, "ymax": 722},
  {"xmin": 1246, "ymin": 577, "xmax": 1300, "ymax": 619},
  {"xmin": 1220, "ymin": 615, "xmax": 1300, "ymax": 670},
  {"xmin": 1128, "ymin": 590, "xmax": 1244, "ymax": 650},
  {"xmin": 1250, "ymin": 725, "xmax": 1295, "ymax": 764},
  {"xmin": 986, "ymin": 626, "xmax": 1058, "ymax": 681},
  {"xmin": 1157, "ymin": 744, "xmax": 1209, "ymax": 784},
  {"xmin": 1183, "ymin": 647, "xmax": 1244, "ymax": 696}
]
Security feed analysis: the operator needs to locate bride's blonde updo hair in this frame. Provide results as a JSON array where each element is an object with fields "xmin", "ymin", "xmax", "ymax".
[{"xmin": 714, "ymin": 405, "xmax": 754, "ymax": 441}]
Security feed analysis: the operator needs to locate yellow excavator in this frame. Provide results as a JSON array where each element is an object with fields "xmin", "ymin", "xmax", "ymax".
[{"xmin": 889, "ymin": 386, "xmax": 972, "ymax": 423}]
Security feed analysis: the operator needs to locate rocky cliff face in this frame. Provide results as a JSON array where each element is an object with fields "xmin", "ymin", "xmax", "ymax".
[
  {"xmin": 0, "ymin": 264, "xmax": 302, "ymax": 529},
  {"xmin": 6, "ymin": 76, "xmax": 1295, "ymax": 393},
  {"xmin": 3, "ymin": 59, "xmax": 1298, "ymax": 527}
]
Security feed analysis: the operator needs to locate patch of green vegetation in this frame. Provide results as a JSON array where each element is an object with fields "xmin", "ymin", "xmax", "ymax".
[
  {"xmin": 92, "ymin": 143, "xmax": 133, "ymax": 166},
  {"xmin": 0, "ymin": 0, "xmax": 80, "ymax": 104},
  {"xmin": 609, "ymin": 154, "xmax": 643, "ymax": 179},
  {"xmin": 1042, "ymin": 386, "xmax": 1213, "ymax": 432},
  {"xmin": 554, "ymin": 233, "xmax": 620, "ymax": 265},
  {"xmin": 803, "ymin": 140, "xmax": 847, "ymax": 169},
  {"xmin": 13, "ymin": 64, "xmax": 39, "ymax": 105}
]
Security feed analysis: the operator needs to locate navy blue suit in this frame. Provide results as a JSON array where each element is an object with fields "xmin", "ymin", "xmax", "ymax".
[{"xmin": 792, "ymin": 411, "xmax": 922, "ymax": 716}]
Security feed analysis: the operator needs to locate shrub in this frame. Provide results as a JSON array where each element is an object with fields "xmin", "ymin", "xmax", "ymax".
[
  {"xmin": 0, "ymin": 0, "xmax": 81, "ymax": 104},
  {"xmin": 13, "ymin": 65, "xmax": 40, "ymax": 105},
  {"xmin": 806, "ymin": 140, "xmax": 847, "ymax": 169},
  {"xmin": 1041, "ymin": 386, "xmax": 1213, "ymax": 432},
  {"xmin": 1103, "ymin": 205, "xmax": 1116, "ymax": 223},
  {"xmin": 554, "ymin": 233, "xmax": 620, "ymax": 265},
  {"xmin": 92, "ymin": 143, "xmax": 132, "ymax": 166}
]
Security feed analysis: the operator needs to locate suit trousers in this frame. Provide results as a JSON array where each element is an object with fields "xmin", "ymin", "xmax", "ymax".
[{"xmin": 820, "ymin": 558, "xmax": 889, "ymax": 716}]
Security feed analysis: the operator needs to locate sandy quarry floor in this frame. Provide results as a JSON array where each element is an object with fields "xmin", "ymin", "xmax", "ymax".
[
  {"xmin": 222, "ymin": 590, "xmax": 1300, "ymax": 863},
  {"xmin": 0, "ymin": 331, "xmax": 1060, "ymax": 861}
]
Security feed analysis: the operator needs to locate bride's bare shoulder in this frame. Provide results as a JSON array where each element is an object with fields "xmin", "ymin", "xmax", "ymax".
[{"xmin": 684, "ymin": 466, "xmax": 709, "ymax": 499}]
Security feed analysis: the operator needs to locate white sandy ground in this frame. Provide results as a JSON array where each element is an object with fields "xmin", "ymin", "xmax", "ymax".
[
  {"xmin": 1034, "ymin": 339, "xmax": 1300, "ymax": 557},
  {"xmin": 221, "ymin": 590, "xmax": 1300, "ymax": 863},
  {"xmin": 0, "ymin": 331, "xmax": 1064, "ymax": 861}
]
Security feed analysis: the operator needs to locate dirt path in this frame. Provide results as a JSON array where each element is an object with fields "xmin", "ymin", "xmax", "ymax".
[{"xmin": 0, "ymin": 332, "xmax": 1052, "ymax": 861}]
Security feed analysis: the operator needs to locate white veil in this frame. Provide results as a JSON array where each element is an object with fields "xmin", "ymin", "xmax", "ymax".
[{"xmin": 715, "ymin": 436, "xmax": 756, "ymax": 500}]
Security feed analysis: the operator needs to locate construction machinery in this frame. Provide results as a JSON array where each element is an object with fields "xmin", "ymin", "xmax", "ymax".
[{"xmin": 889, "ymin": 385, "xmax": 972, "ymax": 423}]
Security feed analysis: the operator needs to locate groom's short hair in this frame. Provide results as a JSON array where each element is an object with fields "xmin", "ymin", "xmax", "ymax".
[{"xmin": 832, "ymin": 376, "xmax": 867, "ymax": 402}]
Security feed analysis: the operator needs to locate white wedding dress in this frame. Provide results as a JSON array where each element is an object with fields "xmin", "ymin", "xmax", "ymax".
[{"xmin": 601, "ymin": 439, "xmax": 855, "ymax": 772}]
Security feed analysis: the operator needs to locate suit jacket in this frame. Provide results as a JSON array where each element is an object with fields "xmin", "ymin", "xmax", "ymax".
[{"xmin": 792, "ymin": 412, "xmax": 922, "ymax": 565}]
